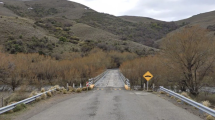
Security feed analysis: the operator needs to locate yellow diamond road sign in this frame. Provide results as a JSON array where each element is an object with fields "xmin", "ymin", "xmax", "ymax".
[{"xmin": 143, "ymin": 71, "xmax": 153, "ymax": 81}]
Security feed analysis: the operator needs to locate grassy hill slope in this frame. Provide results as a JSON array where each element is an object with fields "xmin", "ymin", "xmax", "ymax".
[{"xmin": 119, "ymin": 16, "xmax": 162, "ymax": 23}]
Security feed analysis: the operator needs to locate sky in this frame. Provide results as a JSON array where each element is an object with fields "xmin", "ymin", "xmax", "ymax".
[{"xmin": 70, "ymin": 0, "xmax": 215, "ymax": 21}]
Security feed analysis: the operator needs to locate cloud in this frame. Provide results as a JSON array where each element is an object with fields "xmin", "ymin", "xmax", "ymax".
[{"xmin": 69, "ymin": 0, "xmax": 215, "ymax": 21}]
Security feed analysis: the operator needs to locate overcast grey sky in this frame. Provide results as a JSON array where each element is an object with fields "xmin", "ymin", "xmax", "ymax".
[{"xmin": 70, "ymin": 0, "xmax": 215, "ymax": 21}]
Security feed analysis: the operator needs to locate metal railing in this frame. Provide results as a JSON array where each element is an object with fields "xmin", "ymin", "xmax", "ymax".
[
  {"xmin": 119, "ymin": 71, "xmax": 130, "ymax": 87},
  {"xmin": 0, "ymin": 89, "xmax": 56, "ymax": 114},
  {"xmin": 89, "ymin": 70, "xmax": 109, "ymax": 85},
  {"xmin": 160, "ymin": 86, "xmax": 215, "ymax": 117}
]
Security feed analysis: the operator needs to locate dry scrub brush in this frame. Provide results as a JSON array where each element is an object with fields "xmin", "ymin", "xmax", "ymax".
[
  {"xmin": 181, "ymin": 92, "xmax": 191, "ymax": 99},
  {"xmin": 76, "ymin": 88, "xmax": 82, "ymax": 93},
  {"xmin": 46, "ymin": 91, "xmax": 52, "ymax": 97},
  {"xmin": 29, "ymin": 91, "xmax": 38, "ymax": 97},
  {"xmin": 41, "ymin": 88, "xmax": 45, "ymax": 92},
  {"xmin": 41, "ymin": 93, "xmax": 47, "ymax": 100},
  {"xmin": 206, "ymin": 115, "xmax": 215, "ymax": 120},
  {"xmin": 202, "ymin": 100, "xmax": 211, "ymax": 107}
]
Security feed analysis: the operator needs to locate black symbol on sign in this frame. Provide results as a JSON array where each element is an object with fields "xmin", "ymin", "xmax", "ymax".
[{"xmin": 145, "ymin": 75, "xmax": 152, "ymax": 78}]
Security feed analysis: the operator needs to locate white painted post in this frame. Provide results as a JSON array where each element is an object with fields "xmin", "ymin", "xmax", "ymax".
[
  {"xmin": 153, "ymin": 83, "xmax": 155, "ymax": 91},
  {"xmin": 73, "ymin": 83, "xmax": 75, "ymax": 88},
  {"xmin": 80, "ymin": 83, "xmax": 82, "ymax": 88},
  {"xmin": 144, "ymin": 83, "xmax": 146, "ymax": 91}
]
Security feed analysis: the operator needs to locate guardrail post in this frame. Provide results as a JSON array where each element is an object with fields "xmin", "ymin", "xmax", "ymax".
[{"xmin": 73, "ymin": 83, "xmax": 75, "ymax": 88}]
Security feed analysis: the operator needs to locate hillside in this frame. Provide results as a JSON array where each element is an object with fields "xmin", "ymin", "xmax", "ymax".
[
  {"xmin": 1, "ymin": 0, "xmax": 214, "ymax": 56},
  {"xmin": 119, "ymin": 16, "xmax": 162, "ymax": 23},
  {"xmin": 176, "ymin": 11, "xmax": 215, "ymax": 27},
  {"xmin": 0, "ymin": 0, "xmax": 164, "ymax": 55}
]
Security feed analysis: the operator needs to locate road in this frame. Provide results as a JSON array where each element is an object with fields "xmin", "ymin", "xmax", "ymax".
[{"xmin": 26, "ymin": 69, "xmax": 202, "ymax": 120}]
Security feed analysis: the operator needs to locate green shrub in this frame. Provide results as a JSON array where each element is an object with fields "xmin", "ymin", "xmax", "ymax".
[
  {"xmin": 19, "ymin": 35, "xmax": 23, "ymax": 39},
  {"xmin": 59, "ymin": 37, "xmax": 67, "ymax": 42},
  {"xmin": 13, "ymin": 103, "xmax": 26, "ymax": 112}
]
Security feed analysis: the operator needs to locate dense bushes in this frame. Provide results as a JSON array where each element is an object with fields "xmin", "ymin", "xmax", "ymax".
[
  {"xmin": 0, "ymin": 48, "xmax": 138, "ymax": 90},
  {"xmin": 120, "ymin": 55, "xmax": 168, "ymax": 89},
  {"xmin": 120, "ymin": 26, "xmax": 215, "ymax": 96}
]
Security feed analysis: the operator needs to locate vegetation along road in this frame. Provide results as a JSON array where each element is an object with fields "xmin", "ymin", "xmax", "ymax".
[{"xmin": 24, "ymin": 70, "xmax": 202, "ymax": 120}]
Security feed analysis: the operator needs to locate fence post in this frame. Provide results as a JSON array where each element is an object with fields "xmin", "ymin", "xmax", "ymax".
[{"xmin": 73, "ymin": 83, "xmax": 75, "ymax": 88}]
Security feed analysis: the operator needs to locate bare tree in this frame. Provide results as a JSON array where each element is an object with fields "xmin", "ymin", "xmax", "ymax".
[{"xmin": 161, "ymin": 26, "xmax": 215, "ymax": 96}]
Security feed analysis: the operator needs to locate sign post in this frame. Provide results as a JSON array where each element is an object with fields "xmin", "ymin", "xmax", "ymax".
[{"xmin": 143, "ymin": 71, "xmax": 153, "ymax": 91}]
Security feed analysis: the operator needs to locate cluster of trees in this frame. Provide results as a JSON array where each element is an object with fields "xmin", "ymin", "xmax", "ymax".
[
  {"xmin": 120, "ymin": 26, "xmax": 215, "ymax": 96},
  {"xmin": 0, "ymin": 48, "xmax": 137, "ymax": 91}
]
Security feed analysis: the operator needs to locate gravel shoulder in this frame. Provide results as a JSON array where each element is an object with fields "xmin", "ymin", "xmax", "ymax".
[
  {"xmin": 0, "ymin": 91, "xmax": 91, "ymax": 120},
  {"xmin": 153, "ymin": 91, "xmax": 206, "ymax": 120}
]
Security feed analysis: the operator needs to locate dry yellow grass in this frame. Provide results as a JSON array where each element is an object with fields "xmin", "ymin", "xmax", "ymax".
[
  {"xmin": 41, "ymin": 88, "xmax": 45, "ymax": 92},
  {"xmin": 68, "ymin": 86, "xmax": 74, "ymax": 92},
  {"xmin": 54, "ymin": 85, "xmax": 60, "ymax": 91},
  {"xmin": 41, "ymin": 93, "xmax": 47, "ymax": 100},
  {"xmin": 35, "ymin": 97, "xmax": 41, "ymax": 102},
  {"xmin": 60, "ymin": 88, "xmax": 67, "ymax": 94},
  {"xmin": 181, "ymin": 92, "xmax": 191, "ymax": 99},
  {"xmin": 76, "ymin": 88, "xmax": 82, "ymax": 93},
  {"xmin": 170, "ymin": 96, "xmax": 175, "ymax": 99},
  {"xmin": 202, "ymin": 100, "xmax": 211, "ymax": 107},
  {"xmin": 177, "ymin": 99, "xmax": 181, "ymax": 103},
  {"xmin": 47, "ymin": 91, "xmax": 52, "ymax": 97},
  {"xmin": 206, "ymin": 115, "xmax": 215, "ymax": 120},
  {"xmin": 29, "ymin": 91, "xmax": 38, "ymax": 98},
  {"xmin": 159, "ymin": 91, "xmax": 166, "ymax": 94},
  {"xmin": 166, "ymin": 94, "xmax": 170, "ymax": 97}
]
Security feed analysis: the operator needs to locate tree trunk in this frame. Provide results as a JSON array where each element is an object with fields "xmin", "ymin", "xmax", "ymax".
[{"xmin": 189, "ymin": 89, "xmax": 199, "ymax": 96}]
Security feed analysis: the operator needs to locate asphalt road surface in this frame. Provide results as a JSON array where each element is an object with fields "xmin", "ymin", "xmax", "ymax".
[
  {"xmin": 26, "ymin": 69, "xmax": 202, "ymax": 120},
  {"xmin": 95, "ymin": 70, "xmax": 124, "ymax": 88}
]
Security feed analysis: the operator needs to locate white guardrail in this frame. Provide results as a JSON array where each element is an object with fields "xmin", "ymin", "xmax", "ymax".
[
  {"xmin": 160, "ymin": 86, "xmax": 215, "ymax": 117},
  {"xmin": 0, "ymin": 89, "xmax": 56, "ymax": 114},
  {"xmin": 89, "ymin": 70, "xmax": 109, "ymax": 85},
  {"xmin": 119, "ymin": 71, "xmax": 130, "ymax": 87}
]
